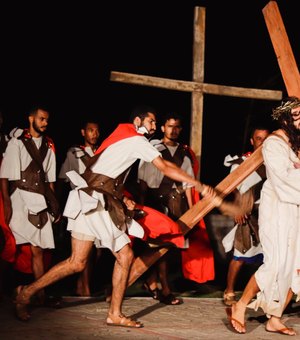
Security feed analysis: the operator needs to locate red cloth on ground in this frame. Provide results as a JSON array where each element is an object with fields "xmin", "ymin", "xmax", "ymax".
[{"xmin": 135, "ymin": 204, "xmax": 185, "ymax": 248}]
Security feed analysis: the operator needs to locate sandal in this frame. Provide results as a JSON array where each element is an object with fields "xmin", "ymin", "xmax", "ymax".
[
  {"xmin": 159, "ymin": 293, "xmax": 183, "ymax": 305},
  {"xmin": 223, "ymin": 291, "xmax": 236, "ymax": 306},
  {"xmin": 106, "ymin": 314, "xmax": 143, "ymax": 328},
  {"xmin": 143, "ymin": 282, "xmax": 161, "ymax": 300}
]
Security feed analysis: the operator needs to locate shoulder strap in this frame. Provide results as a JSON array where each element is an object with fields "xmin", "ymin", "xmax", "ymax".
[
  {"xmin": 21, "ymin": 132, "xmax": 49, "ymax": 171},
  {"xmin": 158, "ymin": 143, "xmax": 184, "ymax": 193}
]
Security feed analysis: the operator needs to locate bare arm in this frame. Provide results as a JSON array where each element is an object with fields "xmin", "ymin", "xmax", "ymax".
[
  {"xmin": 185, "ymin": 187, "xmax": 193, "ymax": 208},
  {"xmin": 152, "ymin": 156, "xmax": 205, "ymax": 193}
]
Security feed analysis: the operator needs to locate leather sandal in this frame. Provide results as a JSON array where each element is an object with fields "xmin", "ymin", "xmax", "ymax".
[
  {"xmin": 159, "ymin": 293, "xmax": 183, "ymax": 305},
  {"xmin": 143, "ymin": 282, "xmax": 161, "ymax": 300},
  {"xmin": 223, "ymin": 291, "xmax": 236, "ymax": 306}
]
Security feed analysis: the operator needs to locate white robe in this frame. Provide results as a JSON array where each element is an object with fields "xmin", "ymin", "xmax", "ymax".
[
  {"xmin": 248, "ymin": 135, "xmax": 300, "ymax": 317},
  {"xmin": 58, "ymin": 145, "xmax": 95, "ymax": 189}
]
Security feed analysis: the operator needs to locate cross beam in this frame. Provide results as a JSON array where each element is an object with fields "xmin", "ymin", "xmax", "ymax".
[
  {"xmin": 110, "ymin": 6, "xmax": 282, "ymax": 179},
  {"xmin": 126, "ymin": 1, "xmax": 300, "ymax": 287}
]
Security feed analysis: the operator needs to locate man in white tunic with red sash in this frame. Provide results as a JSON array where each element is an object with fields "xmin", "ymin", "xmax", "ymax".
[{"xmin": 14, "ymin": 106, "xmax": 210, "ymax": 328}]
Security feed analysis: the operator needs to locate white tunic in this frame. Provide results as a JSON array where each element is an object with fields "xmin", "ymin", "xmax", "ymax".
[
  {"xmin": 247, "ymin": 135, "xmax": 300, "ymax": 317},
  {"xmin": 138, "ymin": 139, "xmax": 194, "ymax": 189},
  {"xmin": 59, "ymin": 146, "xmax": 94, "ymax": 189},
  {"xmin": 0, "ymin": 129, "xmax": 56, "ymax": 248},
  {"xmin": 222, "ymin": 154, "xmax": 263, "ymax": 259},
  {"xmin": 63, "ymin": 134, "xmax": 161, "ymax": 252}
]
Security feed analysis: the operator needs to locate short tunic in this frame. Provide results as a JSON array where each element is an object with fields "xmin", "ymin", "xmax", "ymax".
[
  {"xmin": 222, "ymin": 154, "xmax": 263, "ymax": 262},
  {"xmin": 0, "ymin": 129, "xmax": 56, "ymax": 248},
  {"xmin": 63, "ymin": 133, "xmax": 161, "ymax": 252}
]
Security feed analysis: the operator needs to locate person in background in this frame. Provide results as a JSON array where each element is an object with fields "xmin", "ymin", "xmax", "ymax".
[
  {"xmin": 222, "ymin": 125, "xmax": 270, "ymax": 306},
  {"xmin": 138, "ymin": 112, "xmax": 214, "ymax": 304},
  {"xmin": 227, "ymin": 97, "xmax": 300, "ymax": 336},
  {"xmin": 58, "ymin": 118, "xmax": 102, "ymax": 297},
  {"xmin": 0, "ymin": 106, "xmax": 60, "ymax": 321}
]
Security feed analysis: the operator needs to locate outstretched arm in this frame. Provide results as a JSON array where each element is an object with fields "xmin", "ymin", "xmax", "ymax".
[{"xmin": 152, "ymin": 156, "xmax": 210, "ymax": 198}]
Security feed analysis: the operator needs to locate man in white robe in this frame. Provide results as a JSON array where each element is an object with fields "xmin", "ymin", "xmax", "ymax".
[
  {"xmin": 227, "ymin": 97, "xmax": 300, "ymax": 336},
  {"xmin": 0, "ymin": 107, "xmax": 59, "ymax": 320}
]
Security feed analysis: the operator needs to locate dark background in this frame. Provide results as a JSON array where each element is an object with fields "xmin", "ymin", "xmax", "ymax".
[{"xmin": 0, "ymin": 1, "xmax": 298, "ymax": 186}]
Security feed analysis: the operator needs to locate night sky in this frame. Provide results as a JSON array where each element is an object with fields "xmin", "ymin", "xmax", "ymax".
[{"xmin": 0, "ymin": 1, "xmax": 299, "ymax": 185}]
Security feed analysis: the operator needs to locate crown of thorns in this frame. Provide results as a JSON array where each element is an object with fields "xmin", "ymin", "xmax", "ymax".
[{"xmin": 272, "ymin": 97, "xmax": 300, "ymax": 120}]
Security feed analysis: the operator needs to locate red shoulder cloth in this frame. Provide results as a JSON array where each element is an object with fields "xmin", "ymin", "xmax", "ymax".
[{"xmin": 95, "ymin": 124, "xmax": 140, "ymax": 155}]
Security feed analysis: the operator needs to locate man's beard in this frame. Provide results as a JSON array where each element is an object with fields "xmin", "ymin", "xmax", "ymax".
[
  {"xmin": 145, "ymin": 129, "xmax": 156, "ymax": 140},
  {"xmin": 32, "ymin": 121, "xmax": 46, "ymax": 135},
  {"xmin": 289, "ymin": 123, "xmax": 300, "ymax": 136}
]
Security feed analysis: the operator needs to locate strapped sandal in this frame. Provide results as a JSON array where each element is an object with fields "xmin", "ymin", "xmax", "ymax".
[
  {"xmin": 143, "ymin": 282, "xmax": 161, "ymax": 300},
  {"xmin": 159, "ymin": 293, "xmax": 183, "ymax": 305},
  {"xmin": 106, "ymin": 314, "xmax": 143, "ymax": 328},
  {"xmin": 223, "ymin": 291, "xmax": 236, "ymax": 306}
]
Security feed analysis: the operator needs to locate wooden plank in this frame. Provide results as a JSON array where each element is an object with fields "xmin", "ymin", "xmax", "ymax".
[
  {"xmin": 191, "ymin": 7, "xmax": 205, "ymax": 178},
  {"xmin": 128, "ymin": 146, "xmax": 263, "ymax": 286},
  {"xmin": 110, "ymin": 71, "xmax": 282, "ymax": 100},
  {"xmin": 110, "ymin": 6, "xmax": 283, "ymax": 179},
  {"xmin": 263, "ymin": 1, "xmax": 300, "ymax": 97}
]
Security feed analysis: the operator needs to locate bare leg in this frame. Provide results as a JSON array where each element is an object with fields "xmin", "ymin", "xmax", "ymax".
[
  {"xmin": 224, "ymin": 259, "xmax": 243, "ymax": 305},
  {"xmin": 31, "ymin": 245, "xmax": 46, "ymax": 304},
  {"xmin": 108, "ymin": 244, "xmax": 133, "ymax": 316},
  {"xmin": 76, "ymin": 247, "xmax": 94, "ymax": 296},
  {"xmin": 146, "ymin": 268, "xmax": 159, "ymax": 291},
  {"xmin": 76, "ymin": 247, "xmax": 102, "ymax": 296},
  {"xmin": 15, "ymin": 238, "xmax": 93, "ymax": 304},
  {"xmin": 229, "ymin": 274, "xmax": 259, "ymax": 333},
  {"xmin": 225, "ymin": 259, "xmax": 243, "ymax": 294},
  {"xmin": 158, "ymin": 259, "xmax": 170, "ymax": 296},
  {"xmin": 106, "ymin": 244, "xmax": 142, "ymax": 327}
]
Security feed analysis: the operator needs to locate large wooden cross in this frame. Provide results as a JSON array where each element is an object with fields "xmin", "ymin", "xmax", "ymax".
[
  {"xmin": 110, "ymin": 6, "xmax": 282, "ymax": 179},
  {"xmin": 126, "ymin": 0, "xmax": 300, "ymax": 286}
]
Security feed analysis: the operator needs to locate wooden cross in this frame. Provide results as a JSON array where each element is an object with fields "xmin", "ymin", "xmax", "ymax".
[
  {"xmin": 127, "ymin": 0, "xmax": 300, "ymax": 286},
  {"xmin": 110, "ymin": 6, "xmax": 282, "ymax": 179}
]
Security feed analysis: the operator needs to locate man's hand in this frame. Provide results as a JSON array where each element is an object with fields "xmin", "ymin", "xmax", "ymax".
[{"xmin": 123, "ymin": 196, "xmax": 136, "ymax": 211}]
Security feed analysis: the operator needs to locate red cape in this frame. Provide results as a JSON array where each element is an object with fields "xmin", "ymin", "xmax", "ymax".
[{"xmin": 180, "ymin": 146, "xmax": 215, "ymax": 283}]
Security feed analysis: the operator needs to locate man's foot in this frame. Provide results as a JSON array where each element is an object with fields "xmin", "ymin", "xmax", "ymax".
[
  {"xmin": 14, "ymin": 286, "xmax": 31, "ymax": 322},
  {"xmin": 159, "ymin": 293, "xmax": 183, "ymax": 305},
  {"xmin": 14, "ymin": 285, "xmax": 31, "ymax": 305},
  {"xmin": 15, "ymin": 302, "xmax": 31, "ymax": 321},
  {"xmin": 106, "ymin": 313, "xmax": 143, "ymax": 328},
  {"xmin": 223, "ymin": 291, "xmax": 236, "ymax": 306},
  {"xmin": 266, "ymin": 318, "xmax": 296, "ymax": 336},
  {"xmin": 226, "ymin": 302, "xmax": 246, "ymax": 334}
]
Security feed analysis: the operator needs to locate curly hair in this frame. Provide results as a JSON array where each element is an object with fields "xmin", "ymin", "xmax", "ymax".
[{"xmin": 272, "ymin": 96, "xmax": 300, "ymax": 154}]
